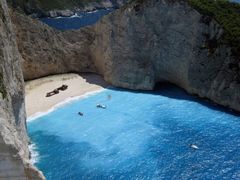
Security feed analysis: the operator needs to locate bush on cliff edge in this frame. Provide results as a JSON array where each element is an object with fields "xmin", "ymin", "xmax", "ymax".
[{"xmin": 188, "ymin": 0, "xmax": 240, "ymax": 57}]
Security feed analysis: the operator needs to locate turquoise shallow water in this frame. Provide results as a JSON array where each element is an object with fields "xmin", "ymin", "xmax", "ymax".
[{"xmin": 28, "ymin": 86, "xmax": 240, "ymax": 180}]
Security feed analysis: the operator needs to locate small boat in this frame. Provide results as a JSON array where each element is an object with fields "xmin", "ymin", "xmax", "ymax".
[
  {"xmin": 96, "ymin": 104, "xmax": 106, "ymax": 109},
  {"xmin": 78, "ymin": 112, "xmax": 84, "ymax": 116},
  {"xmin": 190, "ymin": 144, "xmax": 199, "ymax": 150}
]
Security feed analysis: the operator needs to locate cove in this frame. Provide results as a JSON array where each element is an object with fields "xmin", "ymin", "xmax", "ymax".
[
  {"xmin": 27, "ymin": 85, "xmax": 240, "ymax": 180},
  {"xmin": 40, "ymin": 9, "xmax": 114, "ymax": 30}
]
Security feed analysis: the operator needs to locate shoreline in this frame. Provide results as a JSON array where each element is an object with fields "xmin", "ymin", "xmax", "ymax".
[
  {"xmin": 25, "ymin": 73, "xmax": 108, "ymax": 120},
  {"xmin": 27, "ymin": 89, "xmax": 105, "ymax": 122}
]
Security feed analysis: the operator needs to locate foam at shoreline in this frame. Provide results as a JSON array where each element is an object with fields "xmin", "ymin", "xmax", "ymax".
[
  {"xmin": 29, "ymin": 143, "xmax": 39, "ymax": 165},
  {"xmin": 27, "ymin": 89, "xmax": 105, "ymax": 122},
  {"xmin": 27, "ymin": 86, "xmax": 240, "ymax": 179}
]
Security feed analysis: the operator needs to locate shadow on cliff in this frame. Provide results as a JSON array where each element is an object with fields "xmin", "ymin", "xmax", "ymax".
[
  {"xmin": 106, "ymin": 82, "xmax": 240, "ymax": 117},
  {"xmin": 80, "ymin": 73, "xmax": 109, "ymax": 88},
  {"xmin": 77, "ymin": 73, "xmax": 239, "ymax": 117}
]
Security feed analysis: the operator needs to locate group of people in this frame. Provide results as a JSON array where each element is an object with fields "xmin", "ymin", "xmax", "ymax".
[{"xmin": 46, "ymin": 84, "xmax": 68, "ymax": 97}]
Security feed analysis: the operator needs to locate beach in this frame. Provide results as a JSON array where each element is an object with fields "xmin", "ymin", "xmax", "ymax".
[{"xmin": 25, "ymin": 73, "xmax": 108, "ymax": 118}]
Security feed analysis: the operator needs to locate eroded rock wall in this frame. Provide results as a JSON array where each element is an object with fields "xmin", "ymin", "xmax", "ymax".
[
  {"xmin": 92, "ymin": 0, "xmax": 240, "ymax": 112},
  {"xmin": 12, "ymin": 0, "xmax": 240, "ymax": 112},
  {"xmin": 0, "ymin": 0, "xmax": 44, "ymax": 179},
  {"xmin": 95, "ymin": 0, "xmax": 240, "ymax": 110},
  {"xmin": 11, "ymin": 12, "xmax": 97, "ymax": 80}
]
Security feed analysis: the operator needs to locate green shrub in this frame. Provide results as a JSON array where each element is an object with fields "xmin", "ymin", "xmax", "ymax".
[{"xmin": 188, "ymin": 0, "xmax": 240, "ymax": 57}]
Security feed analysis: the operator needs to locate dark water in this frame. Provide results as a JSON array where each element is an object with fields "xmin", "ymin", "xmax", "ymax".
[
  {"xmin": 28, "ymin": 86, "xmax": 240, "ymax": 180},
  {"xmin": 231, "ymin": 0, "xmax": 240, "ymax": 3},
  {"xmin": 40, "ymin": 8, "xmax": 114, "ymax": 30},
  {"xmin": 39, "ymin": 0, "xmax": 240, "ymax": 31}
]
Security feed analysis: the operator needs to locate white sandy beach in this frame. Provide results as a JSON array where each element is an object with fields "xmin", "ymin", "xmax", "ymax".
[{"xmin": 25, "ymin": 73, "xmax": 108, "ymax": 118}]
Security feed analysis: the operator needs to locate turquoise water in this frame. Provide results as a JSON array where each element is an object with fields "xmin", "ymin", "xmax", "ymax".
[{"xmin": 28, "ymin": 86, "xmax": 240, "ymax": 180}]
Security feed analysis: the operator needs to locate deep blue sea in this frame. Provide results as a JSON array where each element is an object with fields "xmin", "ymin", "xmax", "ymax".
[
  {"xmin": 40, "ymin": 9, "xmax": 113, "ymax": 30},
  {"xmin": 231, "ymin": 0, "xmax": 240, "ymax": 3},
  {"xmin": 39, "ymin": 0, "xmax": 240, "ymax": 31},
  {"xmin": 28, "ymin": 85, "xmax": 240, "ymax": 180}
]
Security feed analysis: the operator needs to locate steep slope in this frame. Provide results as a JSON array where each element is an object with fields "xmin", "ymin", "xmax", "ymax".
[
  {"xmin": 1, "ymin": 0, "xmax": 239, "ymax": 178},
  {"xmin": 92, "ymin": 0, "xmax": 240, "ymax": 111},
  {"xmin": 12, "ymin": 0, "xmax": 240, "ymax": 112},
  {"xmin": 0, "ymin": 0, "xmax": 44, "ymax": 179},
  {"xmin": 11, "ymin": 11, "xmax": 97, "ymax": 80}
]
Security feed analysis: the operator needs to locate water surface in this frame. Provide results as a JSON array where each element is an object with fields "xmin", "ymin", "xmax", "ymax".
[
  {"xmin": 28, "ymin": 86, "xmax": 240, "ymax": 180},
  {"xmin": 40, "ymin": 9, "xmax": 113, "ymax": 30},
  {"xmin": 231, "ymin": 0, "xmax": 240, "ymax": 3}
]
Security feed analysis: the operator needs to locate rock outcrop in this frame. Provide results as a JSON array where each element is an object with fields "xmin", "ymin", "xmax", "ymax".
[
  {"xmin": 12, "ymin": 11, "xmax": 97, "ymax": 80},
  {"xmin": 92, "ymin": 0, "xmax": 240, "ymax": 112},
  {"xmin": 45, "ymin": 0, "xmax": 130, "ymax": 18},
  {"xmin": 12, "ymin": 0, "xmax": 240, "ymax": 112},
  {"xmin": 0, "ymin": 0, "xmax": 44, "ymax": 179},
  {"xmin": 7, "ymin": 0, "xmax": 129, "ymax": 18},
  {"xmin": 0, "ymin": 0, "xmax": 239, "ymax": 178}
]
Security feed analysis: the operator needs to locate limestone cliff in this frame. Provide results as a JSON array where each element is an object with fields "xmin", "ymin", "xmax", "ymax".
[
  {"xmin": 92, "ymin": 0, "xmax": 240, "ymax": 112},
  {"xmin": 12, "ymin": 11, "xmax": 97, "ymax": 80},
  {"xmin": 12, "ymin": 0, "xmax": 240, "ymax": 112},
  {"xmin": 2, "ymin": 0, "xmax": 239, "ymax": 178},
  {"xmin": 0, "ymin": 0, "xmax": 44, "ymax": 179}
]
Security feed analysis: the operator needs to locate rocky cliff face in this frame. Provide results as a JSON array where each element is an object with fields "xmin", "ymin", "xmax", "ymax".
[
  {"xmin": 12, "ymin": 11, "xmax": 97, "ymax": 80},
  {"xmin": 13, "ymin": 0, "xmax": 240, "ymax": 112},
  {"xmin": 0, "ymin": 0, "xmax": 239, "ymax": 178},
  {"xmin": 0, "ymin": 0, "xmax": 44, "ymax": 179},
  {"xmin": 92, "ymin": 0, "xmax": 240, "ymax": 112}
]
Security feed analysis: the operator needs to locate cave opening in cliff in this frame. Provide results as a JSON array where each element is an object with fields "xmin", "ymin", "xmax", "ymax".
[{"xmin": 27, "ymin": 80, "xmax": 240, "ymax": 180}]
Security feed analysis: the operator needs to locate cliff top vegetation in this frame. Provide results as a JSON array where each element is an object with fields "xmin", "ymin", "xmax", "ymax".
[
  {"xmin": 129, "ymin": 0, "xmax": 240, "ymax": 57},
  {"xmin": 188, "ymin": 0, "xmax": 240, "ymax": 56},
  {"xmin": 8, "ymin": 0, "xmax": 240, "ymax": 56}
]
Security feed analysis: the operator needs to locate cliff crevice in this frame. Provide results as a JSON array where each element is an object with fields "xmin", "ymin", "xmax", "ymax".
[{"xmin": 0, "ymin": 0, "xmax": 44, "ymax": 179}]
